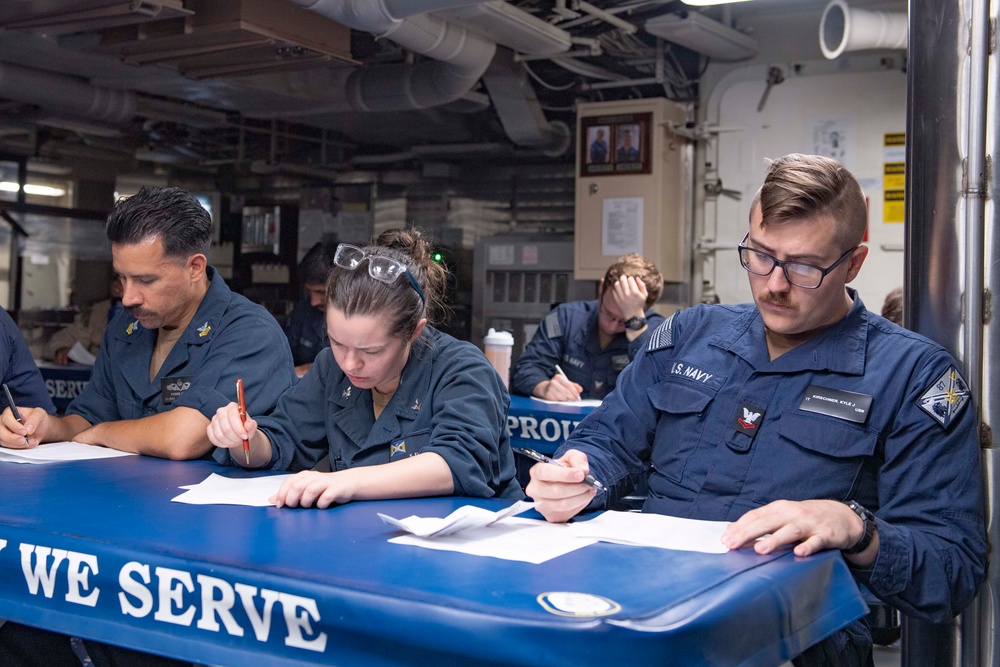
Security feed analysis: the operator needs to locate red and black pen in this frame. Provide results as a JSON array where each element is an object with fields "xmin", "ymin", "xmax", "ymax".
[{"xmin": 236, "ymin": 378, "xmax": 249, "ymax": 465}]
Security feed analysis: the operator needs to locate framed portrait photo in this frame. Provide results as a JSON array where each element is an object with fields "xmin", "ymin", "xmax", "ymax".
[{"xmin": 579, "ymin": 113, "xmax": 652, "ymax": 177}]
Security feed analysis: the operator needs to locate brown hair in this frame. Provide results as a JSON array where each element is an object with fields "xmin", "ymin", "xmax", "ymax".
[
  {"xmin": 600, "ymin": 253, "xmax": 664, "ymax": 308},
  {"xmin": 326, "ymin": 228, "xmax": 447, "ymax": 341},
  {"xmin": 751, "ymin": 153, "xmax": 868, "ymax": 251},
  {"xmin": 881, "ymin": 287, "xmax": 903, "ymax": 325}
]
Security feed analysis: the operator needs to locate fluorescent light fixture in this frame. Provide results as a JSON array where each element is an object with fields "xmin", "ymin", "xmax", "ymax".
[
  {"xmin": 0, "ymin": 181, "xmax": 67, "ymax": 197},
  {"xmin": 681, "ymin": 0, "xmax": 753, "ymax": 5},
  {"xmin": 645, "ymin": 12, "xmax": 758, "ymax": 61}
]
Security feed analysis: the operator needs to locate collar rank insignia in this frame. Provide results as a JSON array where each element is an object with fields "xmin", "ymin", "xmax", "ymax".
[
  {"xmin": 918, "ymin": 366, "xmax": 971, "ymax": 428},
  {"xmin": 197, "ymin": 322, "xmax": 211, "ymax": 337},
  {"xmin": 390, "ymin": 441, "xmax": 406, "ymax": 456},
  {"xmin": 733, "ymin": 401, "xmax": 765, "ymax": 437},
  {"xmin": 126, "ymin": 319, "xmax": 139, "ymax": 335},
  {"xmin": 411, "ymin": 399, "xmax": 421, "ymax": 412},
  {"xmin": 342, "ymin": 386, "xmax": 352, "ymax": 399}
]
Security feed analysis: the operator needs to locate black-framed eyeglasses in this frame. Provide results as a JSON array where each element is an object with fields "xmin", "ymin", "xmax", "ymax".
[
  {"xmin": 333, "ymin": 243, "xmax": 426, "ymax": 304},
  {"xmin": 737, "ymin": 232, "xmax": 859, "ymax": 289}
]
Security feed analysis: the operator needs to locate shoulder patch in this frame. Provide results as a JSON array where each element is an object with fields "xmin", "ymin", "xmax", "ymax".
[
  {"xmin": 543, "ymin": 311, "xmax": 563, "ymax": 338},
  {"xmin": 917, "ymin": 366, "xmax": 971, "ymax": 428},
  {"xmin": 647, "ymin": 311, "xmax": 678, "ymax": 352}
]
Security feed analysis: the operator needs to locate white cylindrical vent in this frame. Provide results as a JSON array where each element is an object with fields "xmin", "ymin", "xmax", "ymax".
[{"xmin": 820, "ymin": 0, "xmax": 907, "ymax": 60}]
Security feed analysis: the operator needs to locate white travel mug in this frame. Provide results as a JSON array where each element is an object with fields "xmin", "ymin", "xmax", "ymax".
[{"xmin": 483, "ymin": 328, "xmax": 514, "ymax": 388}]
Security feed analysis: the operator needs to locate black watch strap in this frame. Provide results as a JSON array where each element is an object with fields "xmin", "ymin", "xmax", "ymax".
[
  {"xmin": 624, "ymin": 316, "xmax": 648, "ymax": 331},
  {"xmin": 842, "ymin": 500, "xmax": 876, "ymax": 555}
]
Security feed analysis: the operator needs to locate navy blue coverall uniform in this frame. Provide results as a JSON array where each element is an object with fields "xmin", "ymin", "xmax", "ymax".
[
  {"xmin": 68, "ymin": 266, "xmax": 295, "ymax": 430},
  {"xmin": 511, "ymin": 300, "xmax": 664, "ymax": 400},
  {"xmin": 284, "ymin": 297, "xmax": 327, "ymax": 367},
  {"xmin": 557, "ymin": 291, "xmax": 987, "ymax": 663},
  {"xmin": 249, "ymin": 325, "xmax": 523, "ymax": 500},
  {"xmin": 1, "ymin": 307, "xmax": 55, "ymax": 413}
]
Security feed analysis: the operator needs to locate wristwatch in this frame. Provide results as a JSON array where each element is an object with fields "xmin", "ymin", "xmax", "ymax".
[
  {"xmin": 842, "ymin": 500, "xmax": 876, "ymax": 555},
  {"xmin": 624, "ymin": 316, "xmax": 648, "ymax": 331}
]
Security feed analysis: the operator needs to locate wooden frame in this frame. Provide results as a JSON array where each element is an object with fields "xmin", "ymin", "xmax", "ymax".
[{"xmin": 579, "ymin": 112, "xmax": 652, "ymax": 177}]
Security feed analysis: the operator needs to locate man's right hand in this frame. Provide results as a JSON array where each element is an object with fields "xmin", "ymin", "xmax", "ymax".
[
  {"xmin": 525, "ymin": 449, "xmax": 597, "ymax": 523},
  {"xmin": 534, "ymin": 374, "xmax": 584, "ymax": 402},
  {"xmin": 0, "ymin": 406, "xmax": 51, "ymax": 449}
]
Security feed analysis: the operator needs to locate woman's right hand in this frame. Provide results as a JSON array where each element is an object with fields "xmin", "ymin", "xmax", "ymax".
[{"xmin": 207, "ymin": 401, "xmax": 258, "ymax": 451}]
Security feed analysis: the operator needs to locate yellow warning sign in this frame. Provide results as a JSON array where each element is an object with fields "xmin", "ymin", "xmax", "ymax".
[{"xmin": 884, "ymin": 189, "xmax": 905, "ymax": 223}]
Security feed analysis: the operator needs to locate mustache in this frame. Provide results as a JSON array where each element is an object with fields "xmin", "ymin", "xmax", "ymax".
[
  {"xmin": 758, "ymin": 291, "xmax": 795, "ymax": 309},
  {"xmin": 126, "ymin": 306, "xmax": 154, "ymax": 319}
]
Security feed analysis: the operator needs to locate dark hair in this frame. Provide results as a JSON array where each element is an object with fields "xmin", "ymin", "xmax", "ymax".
[
  {"xmin": 106, "ymin": 187, "xmax": 212, "ymax": 258},
  {"xmin": 881, "ymin": 287, "xmax": 903, "ymax": 325},
  {"xmin": 326, "ymin": 228, "xmax": 447, "ymax": 341},
  {"xmin": 750, "ymin": 153, "xmax": 868, "ymax": 251},
  {"xmin": 600, "ymin": 253, "xmax": 664, "ymax": 308},
  {"xmin": 298, "ymin": 241, "xmax": 337, "ymax": 286}
]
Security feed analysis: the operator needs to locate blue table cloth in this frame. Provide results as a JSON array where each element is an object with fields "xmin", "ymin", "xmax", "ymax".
[{"xmin": 0, "ymin": 456, "xmax": 866, "ymax": 666}]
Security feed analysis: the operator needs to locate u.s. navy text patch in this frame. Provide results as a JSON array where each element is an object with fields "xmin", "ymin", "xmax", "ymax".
[{"xmin": 918, "ymin": 366, "xmax": 970, "ymax": 428}]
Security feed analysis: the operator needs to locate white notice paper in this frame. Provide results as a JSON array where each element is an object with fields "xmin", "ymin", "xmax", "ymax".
[
  {"xmin": 602, "ymin": 197, "xmax": 644, "ymax": 256},
  {"xmin": 171, "ymin": 473, "xmax": 293, "ymax": 506},
  {"xmin": 0, "ymin": 441, "xmax": 135, "ymax": 464}
]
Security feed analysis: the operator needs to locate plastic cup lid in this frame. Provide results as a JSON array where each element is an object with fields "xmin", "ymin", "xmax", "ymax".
[{"xmin": 484, "ymin": 328, "xmax": 514, "ymax": 346}]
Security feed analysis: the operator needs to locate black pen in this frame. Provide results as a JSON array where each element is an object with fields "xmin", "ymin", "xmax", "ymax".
[
  {"xmin": 514, "ymin": 447, "xmax": 605, "ymax": 491},
  {"xmin": 2, "ymin": 383, "xmax": 31, "ymax": 447}
]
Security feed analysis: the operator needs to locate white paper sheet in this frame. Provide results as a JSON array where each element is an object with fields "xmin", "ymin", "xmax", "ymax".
[
  {"xmin": 0, "ymin": 441, "xmax": 135, "ymax": 464},
  {"xmin": 528, "ymin": 397, "xmax": 604, "ymax": 408},
  {"xmin": 390, "ymin": 518, "xmax": 597, "ymax": 564},
  {"xmin": 67, "ymin": 341, "xmax": 97, "ymax": 366},
  {"xmin": 567, "ymin": 511, "xmax": 730, "ymax": 554},
  {"xmin": 378, "ymin": 500, "xmax": 534, "ymax": 538},
  {"xmin": 170, "ymin": 473, "xmax": 293, "ymax": 506},
  {"xmin": 385, "ymin": 507, "xmax": 729, "ymax": 563}
]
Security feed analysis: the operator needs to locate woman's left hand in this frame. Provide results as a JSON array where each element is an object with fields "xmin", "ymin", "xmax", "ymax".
[{"xmin": 271, "ymin": 470, "xmax": 355, "ymax": 508}]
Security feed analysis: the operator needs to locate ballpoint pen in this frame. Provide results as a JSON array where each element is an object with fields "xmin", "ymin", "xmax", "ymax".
[
  {"xmin": 513, "ymin": 447, "xmax": 605, "ymax": 492},
  {"xmin": 2, "ymin": 383, "xmax": 31, "ymax": 447},
  {"xmin": 553, "ymin": 364, "xmax": 581, "ymax": 401},
  {"xmin": 236, "ymin": 378, "xmax": 250, "ymax": 465}
]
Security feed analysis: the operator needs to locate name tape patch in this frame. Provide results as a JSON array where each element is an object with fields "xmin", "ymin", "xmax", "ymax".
[{"xmin": 799, "ymin": 385, "xmax": 873, "ymax": 424}]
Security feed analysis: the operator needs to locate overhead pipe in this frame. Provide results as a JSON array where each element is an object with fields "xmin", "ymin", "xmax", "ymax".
[
  {"xmin": 819, "ymin": 0, "xmax": 907, "ymax": 60},
  {"xmin": 482, "ymin": 47, "xmax": 571, "ymax": 155},
  {"xmin": 290, "ymin": 0, "xmax": 572, "ymax": 153},
  {"xmin": 289, "ymin": 0, "xmax": 497, "ymax": 111},
  {"xmin": 0, "ymin": 61, "xmax": 136, "ymax": 123}
]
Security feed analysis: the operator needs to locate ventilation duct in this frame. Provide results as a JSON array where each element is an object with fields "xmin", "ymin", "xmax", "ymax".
[
  {"xmin": 819, "ymin": 0, "xmax": 907, "ymax": 60},
  {"xmin": 482, "ymin": 47, "xmax": 571, "ymax": 154},
  {"xmin": 0, "ymin": 61, "xmax": 136, "ymax": 123},
  {"xmin": 290, "ymin": 0, "xmax": 497, "ymax": 112}
]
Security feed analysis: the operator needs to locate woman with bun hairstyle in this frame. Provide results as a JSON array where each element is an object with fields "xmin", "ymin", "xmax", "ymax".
[{"xmin": 208, "ymin": 229, "xmax": 522, "ymax": 507}]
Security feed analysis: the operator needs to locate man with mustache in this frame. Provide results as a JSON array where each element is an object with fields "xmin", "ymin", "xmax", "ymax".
[
  {"xmin": 0, "ymin": 186, "xmax": 295, "ymax": 459},
  {"xmin": 526, "ymin": 154, "xmax": 986, "ymax": 666}
]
